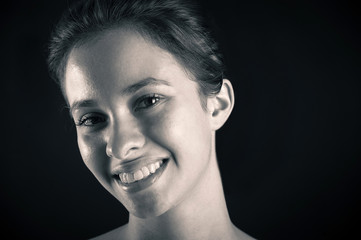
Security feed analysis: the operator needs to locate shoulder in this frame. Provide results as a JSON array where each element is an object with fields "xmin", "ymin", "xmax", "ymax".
[{"xmin": 90, "ymin": 224, "xmax": 128, "ymax": 240}]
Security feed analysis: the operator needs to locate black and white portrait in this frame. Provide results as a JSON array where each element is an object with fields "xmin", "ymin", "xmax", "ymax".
[{"xmin": 2, "ymin": 0, "xmax": 360, "ymax": 239}]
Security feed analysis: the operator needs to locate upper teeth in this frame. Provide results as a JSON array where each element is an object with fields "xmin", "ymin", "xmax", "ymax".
[{"xmin": 119, "ymin": 160, "xmax": 163, "ymax": 184}]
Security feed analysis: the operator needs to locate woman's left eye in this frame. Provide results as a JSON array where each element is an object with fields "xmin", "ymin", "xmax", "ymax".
[{"xmin": 134, "ymin": 94, "xmax": 163, "ymax": 111}]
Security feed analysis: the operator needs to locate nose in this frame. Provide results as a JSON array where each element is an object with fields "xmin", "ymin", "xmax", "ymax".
[{"xmin": 105, "ymin": 117, "xmax": 146, "ymax": 160}]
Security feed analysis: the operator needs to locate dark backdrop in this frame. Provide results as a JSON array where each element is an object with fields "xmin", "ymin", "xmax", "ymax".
[{"xmin": 2, "ymin": 0, "xmax": 360, "ymax": 239}]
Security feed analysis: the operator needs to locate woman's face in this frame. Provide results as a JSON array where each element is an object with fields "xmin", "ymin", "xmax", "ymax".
[{"xmin": 64, "ymin": 29, "xmax": 215, "ymax": 218}]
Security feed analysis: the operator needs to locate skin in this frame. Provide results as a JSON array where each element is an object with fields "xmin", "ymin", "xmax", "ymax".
[{"xmin": 64, "ymin": 28, "xmax": 254, "ymax": 240}]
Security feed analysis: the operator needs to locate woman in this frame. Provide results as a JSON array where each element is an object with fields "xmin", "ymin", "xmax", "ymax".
[{"xmin": 48, "ymin": 0, "xmax": 254, "ymax": 239}]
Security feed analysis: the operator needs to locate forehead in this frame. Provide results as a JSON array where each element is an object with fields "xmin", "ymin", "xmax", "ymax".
[{"xmin": 64, "ymin": 28, "xmax": 190, "ymax": 104}]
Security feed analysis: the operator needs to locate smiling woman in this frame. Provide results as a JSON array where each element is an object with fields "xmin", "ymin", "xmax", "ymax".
[{"xmin": 48, "ymin": 0, "xmax": 253, "ymax": 239}]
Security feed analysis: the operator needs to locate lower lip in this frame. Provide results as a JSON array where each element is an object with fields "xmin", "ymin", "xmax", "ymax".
[{"xmin": 115, "ymin": 159, "xmax": 169, "ymax": 193}]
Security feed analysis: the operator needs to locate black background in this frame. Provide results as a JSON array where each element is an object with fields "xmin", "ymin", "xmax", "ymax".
[{"xmin": 2, "ymin": 0, "xmax": 360, "ymax": 239}]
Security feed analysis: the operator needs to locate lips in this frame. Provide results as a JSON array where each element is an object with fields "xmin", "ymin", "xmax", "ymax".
[{"xmin": 112, "ymin": 158, "xmax": 169, "ymax": 193}]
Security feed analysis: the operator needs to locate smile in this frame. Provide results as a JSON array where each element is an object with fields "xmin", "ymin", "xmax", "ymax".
[
  {"xmin": 119, "ymin": 160, "xmax": 163, "ymax": 184},
  {"xmin": 114, "ymin": 158, "xmax": 169, "ymax": 193}
]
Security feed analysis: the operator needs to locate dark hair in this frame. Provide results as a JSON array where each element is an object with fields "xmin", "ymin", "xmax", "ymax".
[{"xmin": 47, "ymin": 0, "xmax": 225, "ymax": 106}]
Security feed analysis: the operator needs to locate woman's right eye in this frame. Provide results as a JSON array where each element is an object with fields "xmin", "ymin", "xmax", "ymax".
[{"xmin": 75, "ymin": 113, "xmax": 106, "ymax": 127}]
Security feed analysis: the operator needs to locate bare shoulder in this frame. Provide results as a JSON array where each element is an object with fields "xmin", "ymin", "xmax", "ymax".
[{"xmin": 90, "ymin": 224, "xmax": 128, "ymax": 240}]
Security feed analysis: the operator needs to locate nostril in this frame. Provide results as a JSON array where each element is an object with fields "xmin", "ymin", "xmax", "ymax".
[
  {"xmin": 106, "ymin": 144, "xmax": 113, "ymax": 158},
  {"xmin": 106, "ymin": 143, "xmax": 142, "ymax": 160}
]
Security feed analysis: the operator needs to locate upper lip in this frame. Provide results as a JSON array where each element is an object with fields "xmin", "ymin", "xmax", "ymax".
[{"xmin": 110, "ymin": 156, "xmax": 168, "ymax": 176}]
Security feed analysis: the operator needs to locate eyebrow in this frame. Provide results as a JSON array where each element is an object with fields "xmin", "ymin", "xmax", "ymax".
[
  {"xmin": 69, "ymin": 99, "xmax": 98, "ymax": 116},
  {"xmin": 121, "ymin": 77, "xmax": 171, "ymax": 95},
  {"xmin": 69, "ymin": 77, "xmax": 171, "ymax": 114}
]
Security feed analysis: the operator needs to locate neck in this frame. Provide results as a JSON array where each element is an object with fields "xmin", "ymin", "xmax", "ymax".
[{"xmin": 127, "ymin": 150, "xmax": 239, "ymax": 240}]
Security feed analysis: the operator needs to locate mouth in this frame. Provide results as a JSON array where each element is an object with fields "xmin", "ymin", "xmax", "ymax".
[{"xmin": 113, "ymin": 158, "xmax": 169, "ymax": 193}]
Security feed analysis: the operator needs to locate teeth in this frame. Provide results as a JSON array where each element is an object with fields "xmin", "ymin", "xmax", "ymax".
[
  {"xmin": 127, "ymin": 172, "xmax": 134, "ymax": 183},
  {"xmin": 118, "ymin": 160, "xmax": 164, "ymax": 184},
  {"xmin": 149, "ymin": 163, "xmax": 156, "ymax": 173},
  {"xmin": 141, "ymin": 166, "xmax": 150, "ymax": 177},
  {"xmin": 133, "ymin": 170, "xmax": 143, "ymax": 181},
  {"xmin": 155, "ymin": 161, "xmax": 160, "ymax": 169},
  {"xmin": 120, "ymin": 173, "xmax": 127, "ymax": 183}
]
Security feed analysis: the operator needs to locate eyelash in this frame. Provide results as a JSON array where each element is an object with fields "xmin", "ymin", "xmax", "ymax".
[
  {"xmin": 134, "ymin": 93, "xmax": 164, "ymax": 112},
  {"xmin": 75, "ymin": 113, "xmax": 106, "ymax": 127},
  {"xmin": 75, "ymin": 94, "xmax": 164, "ymax": 127}
]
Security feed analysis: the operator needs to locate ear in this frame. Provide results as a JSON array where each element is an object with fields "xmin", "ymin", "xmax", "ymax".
[{"xmin": 207, "ymin": 79, "xmax": 235, "ymax": 131}]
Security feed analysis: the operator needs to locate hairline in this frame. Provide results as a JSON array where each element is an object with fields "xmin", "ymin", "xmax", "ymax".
[{"xmin": 60, "ymin": 24, "xmax": 211, "ymax": 110}]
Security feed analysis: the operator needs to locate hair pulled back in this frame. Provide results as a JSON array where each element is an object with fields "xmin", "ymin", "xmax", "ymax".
[{"xmin": 48, "ymin": 0, "xmax": 225, "ymax": 101}]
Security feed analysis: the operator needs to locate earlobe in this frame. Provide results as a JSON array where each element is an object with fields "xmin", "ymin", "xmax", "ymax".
[{"xmin": 208, "ymin": 79, "xmax": 235, "ymax": 130}]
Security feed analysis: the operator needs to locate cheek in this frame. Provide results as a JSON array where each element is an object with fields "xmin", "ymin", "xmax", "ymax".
[
  {"xmin": 144, "ymin": 100, "xmax": 213, "ymax": 208},
  {"xmin": 146, "ymin": 101, "xmax": 212, "ymax": 166},
  {"xmin": 77, "ymin": 133, "xmax": 112, "ymax": 188}
]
